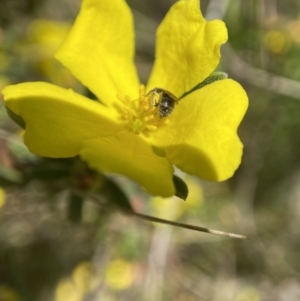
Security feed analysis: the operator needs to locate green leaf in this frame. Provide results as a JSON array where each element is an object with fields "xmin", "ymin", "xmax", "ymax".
[
  {"xmin": 5, "ymin": 106, "xmax": 26, "ymax": 129},
  {"xmin": 179, "ymin": 72, "xmax": 228, "ymax": 100},
  {"xmin": 99, "ymin": 177, "xmax": 133, "ymax": 211},
  {"xmin": 68, "ymin": 193, "xmax": 84, "ymax": 223},
  {"xmin": 172, "ymin": 175, "xmax": 189, "ymax": 200}
]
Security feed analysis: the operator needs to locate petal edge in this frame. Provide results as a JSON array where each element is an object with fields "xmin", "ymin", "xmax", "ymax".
[
  {"xmin": 147, "ymin": 0, "xmax": 228, "ymax": 98},
  {"xmin": 147, "ymin": 79, "xmax": 248, "ymax": 181},
  {"xmin": 55, "ymin": 0, "xmax": 140, "ymax": 104}
]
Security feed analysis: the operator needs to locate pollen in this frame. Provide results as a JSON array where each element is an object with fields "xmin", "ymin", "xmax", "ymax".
[{"xmin": 118, "ymin": 85, "xmax": 170, "ymax": 135}]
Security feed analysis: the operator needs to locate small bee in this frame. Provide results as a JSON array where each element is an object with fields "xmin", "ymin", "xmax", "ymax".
[{"xmin": 147, "ymin": 88, "xmax": 178, "ymax": 118}]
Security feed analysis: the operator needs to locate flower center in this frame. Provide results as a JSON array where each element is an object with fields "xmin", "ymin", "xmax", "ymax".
[{"xmin": 117, "ymin": 85, "xmax": 177, "ymax": 135}]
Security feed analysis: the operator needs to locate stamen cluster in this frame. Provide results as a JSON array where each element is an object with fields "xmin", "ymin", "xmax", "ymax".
[{"xmin": 118, "ymin": 85, "xmax": 169, "ymax": 135}]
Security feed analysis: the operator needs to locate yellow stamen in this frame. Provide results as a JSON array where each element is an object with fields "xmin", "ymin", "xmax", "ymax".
[{"xmin": 119, "ymin": 85, "xmax": 170, "ymax": 135}]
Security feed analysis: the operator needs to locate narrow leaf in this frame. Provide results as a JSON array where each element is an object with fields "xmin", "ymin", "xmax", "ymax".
[
  {"xmin": 179, "ymin": 72, "xmax": 228, "ymax": 100},
  {"xmin": 100, "ymin": 177, "xmax": 133, "ymax": 211},
  {"xmin": 172, "ymin": 175, "xmax": 189, "ymax": 200},
  {"xmin": 68, "ymin": 193, "xmax": 84, "ymax": 223}
]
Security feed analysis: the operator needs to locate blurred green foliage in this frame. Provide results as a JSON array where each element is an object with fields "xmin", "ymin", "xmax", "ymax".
[{"xmin": 1, "ymin": 0, "xmax": 300, "ymax": 300}]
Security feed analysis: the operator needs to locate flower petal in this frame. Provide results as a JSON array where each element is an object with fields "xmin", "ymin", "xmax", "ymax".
[
  {"xmin": 147, "ymin": 0, "xmax": 227, "ymax": 98},
  {"xmin": 147, "ymin": 79, "xmax": 248, "ymax": 181},
  {"xmin": 80, "ymin": 131, "xmax": 175, "ymax": 197},
  {"xmin": 3, "ymin": 82, "xmax": 175, "ymax": 197},
  {"xmin": 3, "ymin": 82, "xmax": 121, "ymax": 157},
  {"xmin": 55, "ymin": 0, "xmax": 140, "ymax": 105}
]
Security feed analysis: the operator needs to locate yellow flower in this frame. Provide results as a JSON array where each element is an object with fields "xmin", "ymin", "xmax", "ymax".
[
  {"xmin": 105, "ymin": 259, "xmax": 134, "ymax": 290},
  {"xmin": 2, "ymin": 0, "xmax": 248, "ymax": 197},
  {"xmin": 263, "ymin": 30, "xmax": 291, "ymax": 54}
]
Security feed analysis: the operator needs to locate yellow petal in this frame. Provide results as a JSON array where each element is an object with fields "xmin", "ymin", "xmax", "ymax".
[
  {"xmin": 148, "ymin": 79, "xmax": 248, "ymax": 181},
  {"xmin": 55, "ymin": 0, "xmax": 140, "ymax": 105},
  {"xmin": 80, "ymin": 131, "xmax": 175, "ymax": 197},
  {"xmin": 147, "ymin": 0, "xmax": 227, "ymax": 98},
  {"xmin": 3, "ymin": 82, "xmax": 121, "ymax": 157},
  {"xmin": 3, "ymin": 83, "xmax": 175, "ymax": 197}
]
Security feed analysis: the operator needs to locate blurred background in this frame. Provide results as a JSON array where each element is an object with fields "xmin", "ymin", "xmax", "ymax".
[{"xmin": 1, "ymin": 0, "xmax": 300, "ymax": 300}]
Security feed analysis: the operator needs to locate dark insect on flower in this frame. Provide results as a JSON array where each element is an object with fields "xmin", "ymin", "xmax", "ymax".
[{"xmin": 147, "ymin": 88, "xmax": 178, "ymax": 118}]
